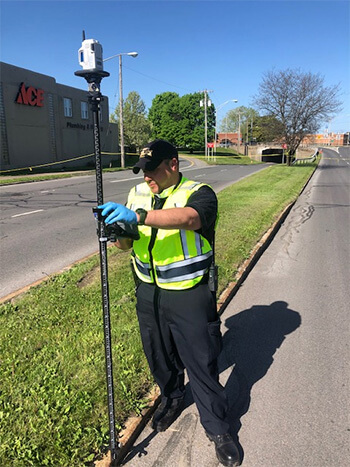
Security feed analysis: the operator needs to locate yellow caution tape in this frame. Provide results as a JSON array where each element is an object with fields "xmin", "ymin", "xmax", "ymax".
[{"xmin": 0, "ymin": 152, "xmax": 137, "ymax": 174}]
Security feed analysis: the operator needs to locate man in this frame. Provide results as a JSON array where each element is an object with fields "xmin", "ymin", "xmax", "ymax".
[{"xmin": 99, "ymin": 139, "xmax": 240, "ymax": 466}]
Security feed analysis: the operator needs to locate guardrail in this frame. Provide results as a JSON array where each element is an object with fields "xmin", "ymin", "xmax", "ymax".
[{"xmin": 292, "ymin": 149, "xmax": 319, "ymax": 165}]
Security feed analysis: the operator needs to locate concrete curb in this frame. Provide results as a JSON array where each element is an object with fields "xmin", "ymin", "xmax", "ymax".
[
  {"xmin": 94, "ymin": 388, "xmax": 161, "ymax": 467},
  {"xmin": 96, "ymin": 165, "xmax": 318, "ymax": 465},
  {"xmin": 0, "ymin": 250, "xmax": 99, "ymax": 304},
  {"xmin": 217, "ymin": 161, "xmax": 317, "ymax": 313}
]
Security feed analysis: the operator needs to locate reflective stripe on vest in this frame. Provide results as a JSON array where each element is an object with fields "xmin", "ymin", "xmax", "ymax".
[
  {"xmin": 180, "ymin": 230, "xmax": 202, "ymax": 258},
  {"xmin": 156, "ymin": 250, "xmax": 213, "ymax": 283},
  {"xmin": 131, "ymin": 252, "xmax": 153, "ymax": 282},
  {"xmin": 127, "ymin": 177, "xmax": 214, "ymax": 290}
]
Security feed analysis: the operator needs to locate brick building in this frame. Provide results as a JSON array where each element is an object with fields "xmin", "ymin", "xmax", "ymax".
[
  {"xmin": 216, "ymin": 132, "xmax": 242, "ymax": 146},
  {"xmin": 301, "ymin": 132, "xmax": 349, "ymax": 147}
]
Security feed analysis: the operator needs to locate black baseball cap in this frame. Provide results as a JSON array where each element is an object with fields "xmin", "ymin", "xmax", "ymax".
[{"xmin": 132, "ymin": 139, "xmax": 178, "ymax": 174}]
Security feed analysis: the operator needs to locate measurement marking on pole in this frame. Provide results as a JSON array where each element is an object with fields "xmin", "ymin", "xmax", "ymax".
[{"xmin": 12, "ymin": 209, "xmax": 44, "ymax": 218}]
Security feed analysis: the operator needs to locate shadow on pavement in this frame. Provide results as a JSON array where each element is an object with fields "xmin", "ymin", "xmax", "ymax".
[
  {"xmin": 219, "ymin": 300, "xmax": 302, "ymax": 463},
  {"xmin": 121, "ymin": 430, "xmax": 158, "ymax": 464},
  {"xmin": 121, "ymin": 301, "xmax": 301, "ymax": 465}
]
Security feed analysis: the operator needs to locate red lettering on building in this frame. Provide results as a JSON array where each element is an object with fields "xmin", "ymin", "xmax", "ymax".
[
  {"xmin": 16, "ymin": 83, "xmax": 44, "ymax": 107},
  {"xmin": 36, "ymin": 88, "xmax": 44, "ymax": 107},
  {"xmin": 16, "ymin": 83, "xmax": 29, "ymax": 104}
]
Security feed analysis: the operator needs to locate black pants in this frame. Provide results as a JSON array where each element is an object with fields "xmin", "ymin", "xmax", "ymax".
[{"xmin": 136, "ymin": 281, "xmax": 229, "ymax": 436}]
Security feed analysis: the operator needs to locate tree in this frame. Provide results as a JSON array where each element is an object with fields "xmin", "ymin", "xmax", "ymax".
[
  {"xmin": 148, "ymin": 92, "xmax": 215, "ymax": 152},
  {"xmin": 220, "ymin": 106, "xmax": 259, "ymax": 143},
  {"xmin": 253, "ymin": 115, "xmax": 284, "ymax": 143},
  {"xmin": 110, "ymin": 91, "xmax": 151, "ymax": 152},
  {"xmin": 255, "ymin": 68, "xmax": 342, "ymax": 164}
]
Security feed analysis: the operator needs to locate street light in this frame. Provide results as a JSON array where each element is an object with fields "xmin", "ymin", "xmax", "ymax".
[
  {"xmin": 103, "ymin": 51, "xmax": 138, "ymax": 168},
  {"xmin": 214, "ymin": 99, "xmax": 238, "ymax": 153}
]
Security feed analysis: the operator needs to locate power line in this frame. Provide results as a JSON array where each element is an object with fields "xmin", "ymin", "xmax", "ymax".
[{"xmin": 123, "ymin": 64, "xmax": 193, "ymax": 92}]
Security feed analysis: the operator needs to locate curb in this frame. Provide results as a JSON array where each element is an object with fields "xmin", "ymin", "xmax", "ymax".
[
  {"xmin": 0, "ymin": 250, "xmax": 99, "ymax": 304},
  {"xmin": 97, "ymin": 164, "xmax": 318, "ymax": 465},
  {"xmin": 94, "ymin": 388, "xmax": 161, "ymax": 467},
  {"xmin": 216, "ymin": 201, "xmax": 295, "ymax": 315},
  {"xmin": 218, "ymin": 160, "xmax": 317, "ymax": 313}
]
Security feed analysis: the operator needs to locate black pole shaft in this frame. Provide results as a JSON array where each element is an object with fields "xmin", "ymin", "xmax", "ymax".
[{"xmin": 91, "ymin": 97, "xmax": 118, "ymax": 464}]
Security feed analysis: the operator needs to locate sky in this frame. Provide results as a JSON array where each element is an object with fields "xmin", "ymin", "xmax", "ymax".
[{"xmin": 1, "ymin": 0, "xmax": 349, "ymax": 133}]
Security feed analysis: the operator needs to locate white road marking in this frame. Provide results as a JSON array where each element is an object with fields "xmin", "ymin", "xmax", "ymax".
[
  {"xmin": 12, "ymin": 209, "xmax": 44, "ymax": 218},
  {"xmin": 108, "ymin": 165, "xmax": 217, "ymax": 183},
  {"xmin": 109, "ymin": 176, "xmax": 142, "ymax": 183}
]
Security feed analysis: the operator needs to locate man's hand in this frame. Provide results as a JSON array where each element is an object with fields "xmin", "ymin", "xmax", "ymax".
[{"xmin": 98, "ymin": 202, "xmax": 137, "ymax": 225}]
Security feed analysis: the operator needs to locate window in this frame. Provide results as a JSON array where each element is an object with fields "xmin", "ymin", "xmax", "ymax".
[
  {"xmin": 81, "ymin": 101, "xmax": 88, "ymax": 119},
  {"xmin": 63, "ymin": 98, "xmax": 72, "ymax": 117}
]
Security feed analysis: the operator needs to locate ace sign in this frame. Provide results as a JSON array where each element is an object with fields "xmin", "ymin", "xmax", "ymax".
[{"xmin": 16, "ymin": 82, "xmax": 44, "ymax": 107}]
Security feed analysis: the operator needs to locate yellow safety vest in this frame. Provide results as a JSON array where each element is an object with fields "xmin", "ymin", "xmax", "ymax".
[{"xmin": 127, "ymin": 177, "xmax": 214, "ymax": 290}]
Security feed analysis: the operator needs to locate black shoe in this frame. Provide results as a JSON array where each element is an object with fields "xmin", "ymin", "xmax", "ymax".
[
  {"xmin": 151, "ymin": 397, "xmax": 184, "ymax": 432},
  {"xmin": 206, "ymin": 432, "xmax": 240, "ymax": 466}
]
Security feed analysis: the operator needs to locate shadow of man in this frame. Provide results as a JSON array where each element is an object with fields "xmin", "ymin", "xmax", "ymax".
[{"xmin": 218, "ymin": 301, "xmax": 301, "ymax": 460}]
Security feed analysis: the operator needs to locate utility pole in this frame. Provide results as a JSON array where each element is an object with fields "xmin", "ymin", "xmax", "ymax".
[
  {"xmin": 238, "ymin": 112, "xmax": 241, "ymax": 154},
  {"xmin": 118, "ymin": 55, "xmax": 125, "ymax": 168},
  {"xmin": 103, "ymin": 51, "xmax": 138, "ymax": 169},
  {"xmin": 199, "ymin": 89, "xmax": 213, "ymax": 158}
]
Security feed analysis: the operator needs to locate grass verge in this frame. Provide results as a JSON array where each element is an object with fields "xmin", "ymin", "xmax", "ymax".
[
  {"xmin": 0, "ymin": 156, "xmax": 140, "ymax": 186},
  {"xmin": 0, "ymin": 164, "xmax": 316, "ymax": 466},
  {"xmin": 180, "ymin": 148, "xmax": 259, "ymax": 165}
]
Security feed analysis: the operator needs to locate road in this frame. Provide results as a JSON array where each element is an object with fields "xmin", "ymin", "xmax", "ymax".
[
  {"xmin": 0, "ymin": 158, "xmax": 266, "ymax": 299},
  {"xmin": 122, "ymin": 147, "xmax": 350, "ymax": 466}
]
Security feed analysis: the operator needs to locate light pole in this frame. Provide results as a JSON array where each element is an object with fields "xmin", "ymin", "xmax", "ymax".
[
  {"xmin": 103, "ymin": 51, "xmax": 138, "ymax": 168},
  {"xmin": 200, "ymin": 89, "xmax": 213, "ymax": 158},
  {"xmin": 214, "ymin": 99, "xmax": 238, "ymax": 154},
  {"xmin": 238, "ymin": 112, "xmax": 241, "ymax": 154}
]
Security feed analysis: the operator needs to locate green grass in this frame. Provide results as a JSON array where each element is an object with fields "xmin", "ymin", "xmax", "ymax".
[
  {"xmin": 0, "ymin": 173, "xmax": 94, "ymax": 185},
  {"xmin": 0, "ymin": 163, "xmax": 316, "ymax": 466},
  {"xmin": 0, "ymin": 252, "xmax": 153, "ymax": 466}
]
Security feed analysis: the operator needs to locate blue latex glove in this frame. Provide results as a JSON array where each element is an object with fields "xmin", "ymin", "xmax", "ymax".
[{"xmin": 98, "ymin": 202, "xmax": 137, "ymax": 225}]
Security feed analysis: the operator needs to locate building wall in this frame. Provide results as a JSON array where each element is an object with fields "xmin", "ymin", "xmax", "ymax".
[
  {"xmin": 0, "ymin": 62, "xmax": 118, "ymax": 170},
  {"xmin": 301, "ymin": 132, "xmax": 349, "ymax": 146},
  {"xmin": 216, "ymin": 131, "xmax": 349, "ymax": 149}
]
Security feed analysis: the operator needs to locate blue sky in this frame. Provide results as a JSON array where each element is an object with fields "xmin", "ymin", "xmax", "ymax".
[{"xmin": 1, "ymin": 0, "xmax": 349, "ymax": 132}]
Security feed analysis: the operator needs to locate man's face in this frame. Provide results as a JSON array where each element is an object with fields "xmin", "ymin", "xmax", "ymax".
[{"xmin": 143, "ymin": 158, "xmax": 179, "ymax": 194}]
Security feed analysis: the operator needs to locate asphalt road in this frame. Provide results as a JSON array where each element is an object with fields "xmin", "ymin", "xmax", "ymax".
[
  {"xmin": 0, "ymin": 158, "xmax": 266, "ymax": 299},
  {"xmin": 122, "ymin": 147, "xmax": 350, "ymax": 466}
]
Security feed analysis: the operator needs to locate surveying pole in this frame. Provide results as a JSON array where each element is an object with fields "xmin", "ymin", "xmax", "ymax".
[{"xmin": 75, "ymin": 33, "xmax": 119, "ymax": 465}]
